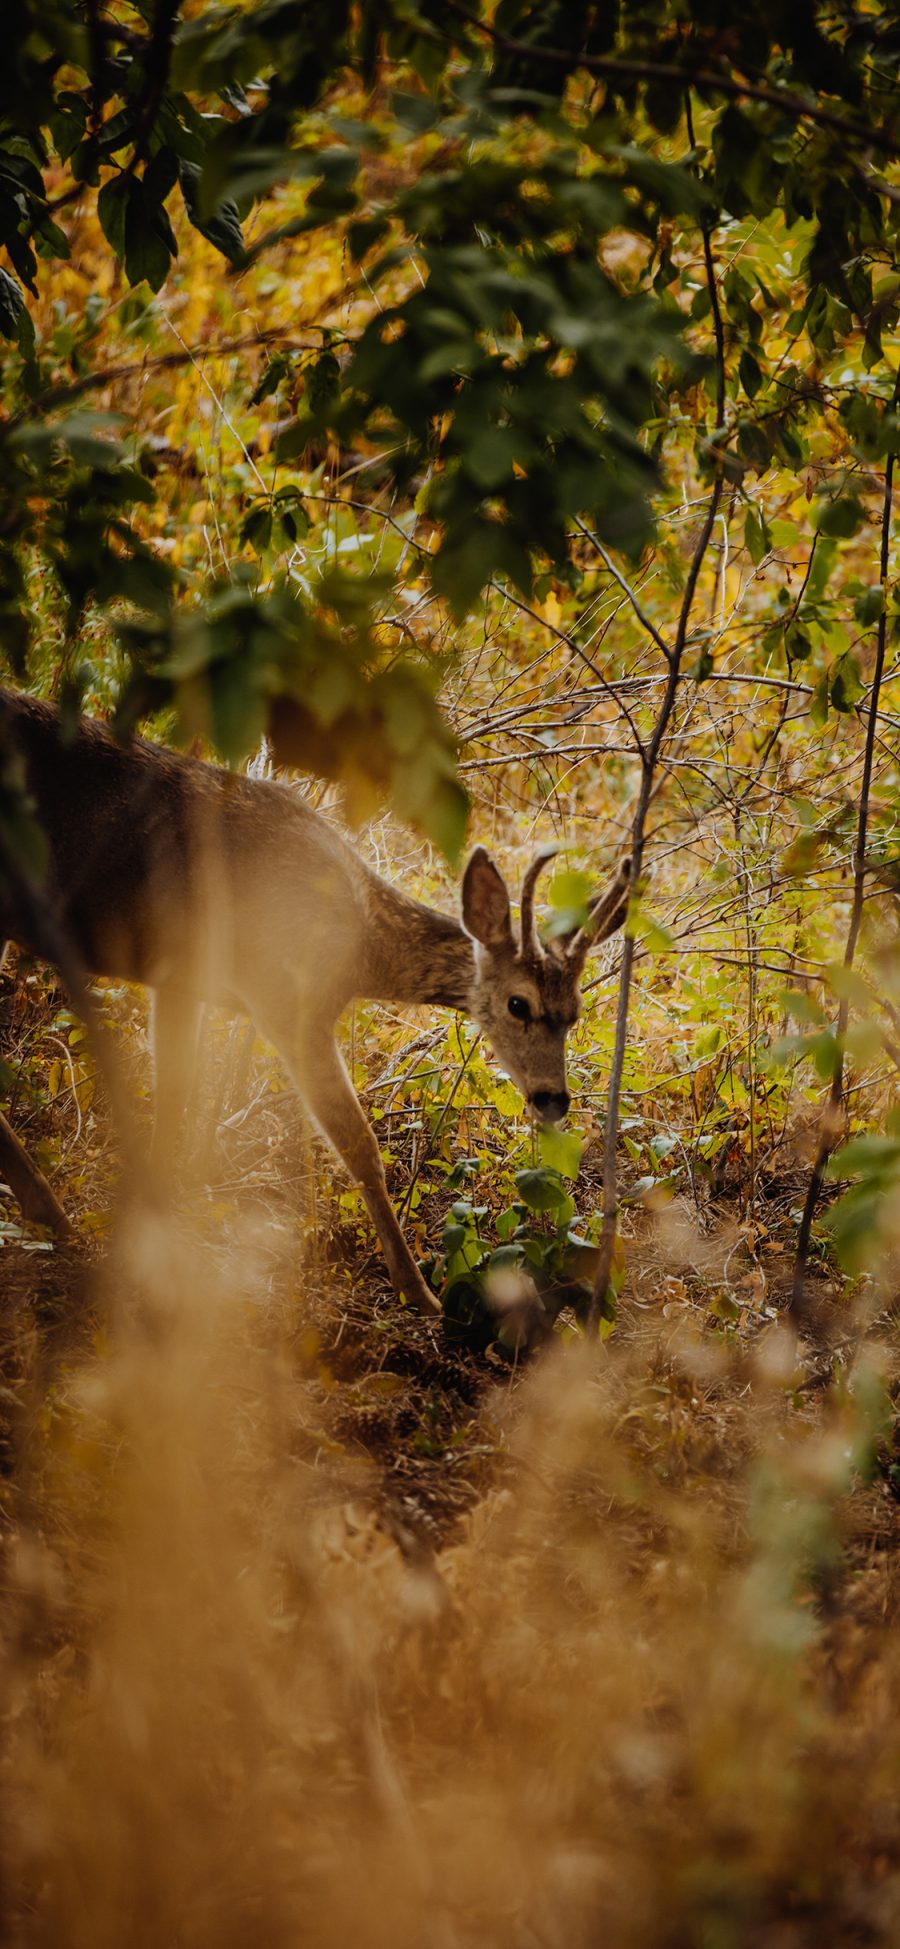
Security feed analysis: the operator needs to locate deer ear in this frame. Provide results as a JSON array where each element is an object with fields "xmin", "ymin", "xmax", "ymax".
[{"xmin": 462, "ymin": 846, "xmax": 514, "ymax": 950}]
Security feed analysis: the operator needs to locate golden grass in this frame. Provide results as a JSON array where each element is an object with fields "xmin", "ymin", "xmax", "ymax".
[{"xmin": 3, "ymin": 1209, "xmax": 900, "ymax": 1948}]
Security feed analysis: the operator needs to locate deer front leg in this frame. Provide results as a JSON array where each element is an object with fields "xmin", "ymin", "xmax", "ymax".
[
  {"xmin": 259, "ymin": 1005, "xmax": 439, "ymax": 1317},
  {"xmin": 307, "ymin": 1043, "xmax": 439, "ymax": 1318}
]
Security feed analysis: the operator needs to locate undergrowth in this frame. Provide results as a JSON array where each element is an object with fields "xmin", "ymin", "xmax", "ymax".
[{"xmin": 3, "ymin": 1212, "xmax": 899, "ymax": 1948}]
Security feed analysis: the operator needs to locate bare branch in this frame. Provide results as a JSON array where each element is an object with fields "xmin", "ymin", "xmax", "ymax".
[
  {"xmin": 490, "ymin": 582, "xmax": 647, "ymax": 759},
  {"xmin": 791, "ymin": 369, "xmax": 900, "ymax": 1320},
  {"xmin": 588, "ymin": 94, "xmax": 727, "ymax": 1332},
  {"xmin": 573, "ymin": 519, "xmax": 673, "ymax": 662}
]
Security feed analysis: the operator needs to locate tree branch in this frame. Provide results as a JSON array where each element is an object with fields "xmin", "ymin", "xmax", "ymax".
[
  {"xmin": 573, "ymin": 519, "xmax": 673, "ymax": 664},
  {"xmin": 442, "ymin": 2, "xmax": 900, "ymax": 157},
  {"xmin": 587, "ymin": 94, "xmax": 727, "ymax": 1333},
  {"xmin": 1, "ymin": 330, "xmax": 337, "ymax": 434},
  {"xmin": 791, "ymin": 370, "xmax": 900, "ymax": 1319},
  {"xmin": 488, "ymin": 582, "xmax": 647, "ymax": 758}
]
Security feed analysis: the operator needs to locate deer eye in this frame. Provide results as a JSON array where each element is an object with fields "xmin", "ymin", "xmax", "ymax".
[{"xmin": 507, "ymin": 995, "xmax": 531, "ymax": 1023}]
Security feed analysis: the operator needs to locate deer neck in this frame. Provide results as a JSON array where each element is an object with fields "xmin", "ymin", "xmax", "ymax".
[{"xmin": 359, "ymin": 874, "xmax": 475, "ymax": 1011}]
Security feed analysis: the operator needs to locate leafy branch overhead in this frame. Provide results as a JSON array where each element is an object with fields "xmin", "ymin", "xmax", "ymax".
[
  {"xmin": 116, "ymin": 572, "xmax": 467, "ymax": 858},
  {"xmin": 0, "ymin": 0, "xmax": 899, "ymax": 848}
]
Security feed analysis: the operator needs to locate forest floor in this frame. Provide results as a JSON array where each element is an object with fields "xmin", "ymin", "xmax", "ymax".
[
  {"xmin": 1, "ymin": 944, "xmax": 897, "ymax": 1549},
  {"xmin": 2, "ymin": 1131, "xmax": 897, "ymax": 1566},
  {"xmin": 3, "ymin": 973, "xmax": 900, "ymax": 1947}
]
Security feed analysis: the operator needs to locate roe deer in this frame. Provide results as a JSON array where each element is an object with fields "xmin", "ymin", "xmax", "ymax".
[{"xmin": 0, "ymin": 688, "xmax": 631, "ymax": 1316}]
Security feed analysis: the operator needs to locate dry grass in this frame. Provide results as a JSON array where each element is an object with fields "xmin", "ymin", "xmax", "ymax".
[{"xmin": 2, "ymin": 1205, "xmax": 899, "ymax": 1949}]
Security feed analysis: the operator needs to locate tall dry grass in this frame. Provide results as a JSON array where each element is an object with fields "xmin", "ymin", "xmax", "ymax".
[{"xmin": 3, "ymin": 1212, "xmax": 899, "ymax": 1948}]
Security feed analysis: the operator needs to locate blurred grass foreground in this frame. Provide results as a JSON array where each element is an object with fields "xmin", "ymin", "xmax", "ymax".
[{"xmin": 2, "ymin": 1203, "xmax": 899, "ymax": 1949}]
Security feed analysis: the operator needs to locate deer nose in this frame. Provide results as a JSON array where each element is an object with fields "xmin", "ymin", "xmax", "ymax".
[{"xmin": 531, "ymin": 1089, "xmax": 570, "ymax": 1124}]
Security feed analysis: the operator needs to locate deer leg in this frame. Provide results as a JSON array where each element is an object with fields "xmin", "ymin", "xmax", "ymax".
[
  {"xmin": 259, "ymin": 1006, "xmax": 439, "ymax": 1317},
  {"xmin": 310, "ymin": 1047, "xmax": 440, "ymax": 1317},
  {"xmin": 148, "ymin": 980, "xmax": 202, "ymax": 1179},
  {"xmin": 0, "ymin": 939, "xmax": 73, "ymax": 1236},
  {"xmin": 0, "ymin": 1108, "xmax": 73, "ymax": 1237}
]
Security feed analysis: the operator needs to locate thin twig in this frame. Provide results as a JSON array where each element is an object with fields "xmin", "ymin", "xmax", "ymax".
[
  {"xmin": 488, "ymin": 581, "xmax": 647, "ymax": 756},
  {"xmin": 588, "ymin": 91, "xmax": 727, "ymax": 1331},
  {"xmin": 573, "ymin": 519, "xmax": 672, "ymax": 663},
  {"xmin": 1, "ymin": 331, "xmax": 336, "ymax": 433},
  {"xmin": 791, "ymin": 369, "xmax": 900, "ymax": 1318}
]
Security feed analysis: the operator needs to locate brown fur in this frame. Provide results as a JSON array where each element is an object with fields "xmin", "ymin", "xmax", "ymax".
[{"xmin": 0, "ymin": 689, "xmax": 629, "ymax": 1314}]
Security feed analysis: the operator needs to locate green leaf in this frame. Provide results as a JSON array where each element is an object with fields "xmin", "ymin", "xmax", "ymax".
[
  {"xmin": 124, "ymin": 182, "xmax": 177, "ymax": 291},
  {"xmin": 811, "ymin": 1029, "xmax": 839, "ymax": 1080},
  {"xmin": 854, "ymin": 585, "xmax": 884, "ymax": 627},
  {"xmin": 826, "ymin": 1134, "xmax": 900, "ymax": 1180},
  {"xmin": 824, "ymin": 962, "xmax": 870, "ymax": 1007},
  {"xmin": 739, "ymin": 349, "xmax": 763, "ymax": 400},
  {"xmin": 778, "ymin": 988, "xmax": 826, "ymax": 1026},
  {"xmin": 419, "ymin": 773, "xmax": 469, "ymax": 867},
  {"xmin": 812, "ymin": 493, "xmax": 864, "ymax": 540},
  {"xmin": 306, "ymin": 348, "xmax": 341, "ymax": 412},
  {"xmin": 495, "ymin": 1206, "xmax": 519, "ymax": 1242},
  {"xmin": 514, "ymin": 1167, "xmax": 574, "ymax": 1219},
  {"xmin": 250, "ymin": 352, "xmax": 292, "ymax": 405},
  {"xmin": 829, "ymin": 653, "xmax": 863, "ymax": 713},
  {"xmin": 10, "ymin": 408, "xmax": 124, "ymax": 471},
  {"xmin": 179, "ymin": 160, "xmax": 244, "ymax": 262},
  {"xmin": 275, "ymin": 412, "xmax": 316, "ymax": 462},
  {"xmin": 805, "ymin": 540, "xmax": 837, "ymax": 605},
  {"xmin": 744, "ymin": 504, "xmax": 770, "ymax": 565},
  {"xmin": 810, "ymin": 671, "xmax": 829, "ymax": 728},
  {"xmin": 844, "ymin": 1020, "xmax": 883, "ymax": 1066},
  {"xmin": 465, "ymin": 427, "xmax": 521, "ymax": 490},
  {"xmin": 628, "ymin": 905, "xmax": 675, "ymax": 953},
  {"xmin": 784, "ymin": 623, "xmax": 812, "ymax": 662},
  {"xmin": 97, "ymin": 173, "xmax": 129, "ymax": 260},
  {"xmin": 539, "ymin": 1127, "xmax": 584, "ymax": 1179},
  {"xmin": 544, "ymin": 868, "xmax": 591, "ymax": 937},
  {"xmin": 430, "ymin": 521, "xmax": 533, "ymax": 622}
]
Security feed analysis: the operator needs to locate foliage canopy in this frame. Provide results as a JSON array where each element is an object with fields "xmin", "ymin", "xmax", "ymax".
[{"xmin": 2, "ymin": 0, "xmax": 898, "ymax": 849}]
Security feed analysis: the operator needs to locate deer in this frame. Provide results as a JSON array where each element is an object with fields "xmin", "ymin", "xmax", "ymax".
[{"xmin": 0, "ymin": 687, "xmax": 631, "ymax": 1317}]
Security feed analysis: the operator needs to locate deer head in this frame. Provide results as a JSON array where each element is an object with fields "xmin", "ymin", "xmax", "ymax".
[{"xmin": 461, "ymin": 844, "xmax": 631, "ymax": 1124}]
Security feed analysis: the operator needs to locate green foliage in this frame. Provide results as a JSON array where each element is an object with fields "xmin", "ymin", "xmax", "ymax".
[
  {"xmin": 543, "ymin": 870, "xmax": 592, "ymax": 938},
  {"xmin": 0, "ymin": 409, "xmax": 173, "ymax": 657},
  {"xmin": 309, "ymin": 147, "xmax": 699, "ymax": 608},
  {"xmin": 822, "ymin": 1133, "xmax": 900, "ymax": 1273},
  {"xmin": 115, "ymin": 571, "xmax": 468, "ymax": 858},
  {"xmin": 436, "ymin": 1139, "xmax": 597, "ymax": 1350},
  {"xmin": 2, "ymin": 0, "xmax": 897, "ymax": 851}
]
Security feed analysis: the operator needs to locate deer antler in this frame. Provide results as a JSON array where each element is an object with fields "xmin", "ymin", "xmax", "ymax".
[
  {"xmin": 565, "ymin": 856, "xmax": 632, "ymax": 967},
  {"xmin": 519, "ymin": 843, "xmax": 558, "ymax": 956}
]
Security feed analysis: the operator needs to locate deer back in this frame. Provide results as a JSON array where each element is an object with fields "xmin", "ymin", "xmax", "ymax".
[{"xmin": 0, "ymin": 689, "xmax": 367, "ymax": 1015}]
